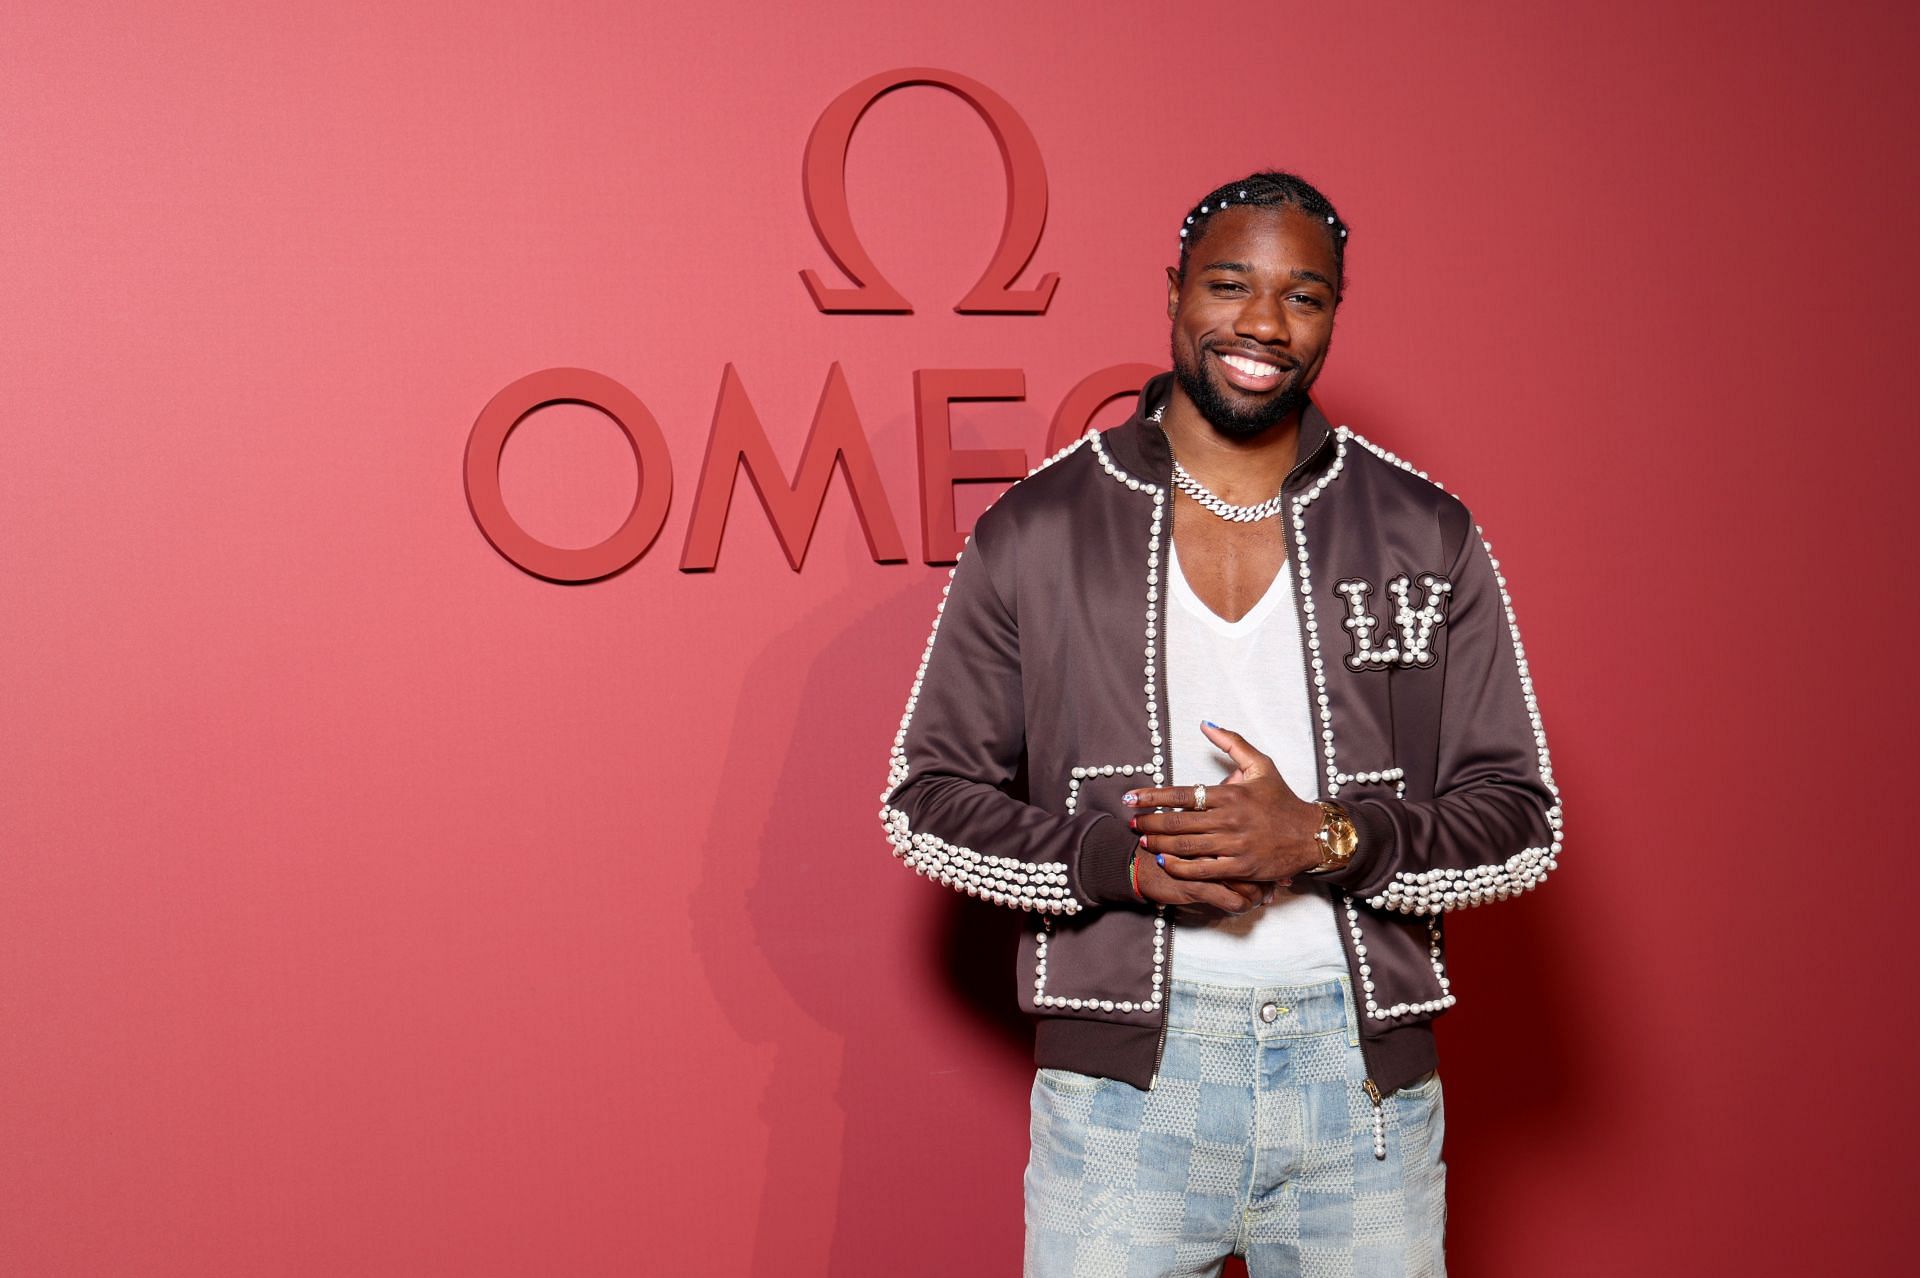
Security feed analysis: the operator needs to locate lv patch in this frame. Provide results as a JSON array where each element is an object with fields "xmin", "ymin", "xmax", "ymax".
[{"xmin": 1334, "ymin": 573, "xmax": 1452, "ymax": 670}]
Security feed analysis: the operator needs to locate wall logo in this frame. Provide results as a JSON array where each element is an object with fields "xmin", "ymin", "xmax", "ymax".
[
  {"xmin": 800, "ymin": 67, "xmax": 1056, "ymax": 314},
  {"xmin": 465, "ymin": 66, "xmax": 1155, "ymax": 583}
]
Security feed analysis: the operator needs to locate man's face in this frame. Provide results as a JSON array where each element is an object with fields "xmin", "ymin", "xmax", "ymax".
[{"xmin": 1166, "ymin": 204, "xmax": 1340, "ymax": 440}]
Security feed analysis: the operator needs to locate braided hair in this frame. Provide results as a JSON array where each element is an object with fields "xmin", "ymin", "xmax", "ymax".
[{"xmin": 1175, "ymin": 171, "xmax": 1349, "ymax": 302}]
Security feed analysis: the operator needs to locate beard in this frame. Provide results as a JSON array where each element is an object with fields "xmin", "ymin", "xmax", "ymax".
[{"xmin": 1170, "ymin": 335, "xmax": 1316, "ymax": 441}]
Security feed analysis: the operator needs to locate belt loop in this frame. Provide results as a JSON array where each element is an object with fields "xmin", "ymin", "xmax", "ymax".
[{"xmin": 1337, "ymin": 974, "xmax": 1359, "ymax": 1046}]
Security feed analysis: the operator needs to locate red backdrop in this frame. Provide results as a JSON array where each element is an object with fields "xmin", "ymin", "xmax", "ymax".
[{"xmin": 4, "ymin": 1, "xmax": 1915, "ymax": 1273}]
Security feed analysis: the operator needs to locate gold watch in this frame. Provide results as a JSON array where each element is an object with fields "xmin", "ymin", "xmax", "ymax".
[{"xmin": 1305, "ymin": 800, "xmax": 1359, "ymax": 874}]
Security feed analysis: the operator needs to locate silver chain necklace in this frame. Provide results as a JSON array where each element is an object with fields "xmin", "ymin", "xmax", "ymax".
[{"xmin": 1148, "ymin": 403, "xmax": 1288, "ymax": 523}]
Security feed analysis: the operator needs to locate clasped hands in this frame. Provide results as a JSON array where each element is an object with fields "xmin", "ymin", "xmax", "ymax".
[{"xmin": 1122, "ymin": 722, "xmax": 1327, "ymax": 915}]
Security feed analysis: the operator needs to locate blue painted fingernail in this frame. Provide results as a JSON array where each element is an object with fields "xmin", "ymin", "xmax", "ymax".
[
  {"xmin": 1204, "ymin": 719, "xmax": 1218, "ymax": 728},
  {"xmin": 1155, "ymin": 853, "xmax": 1165, "ymax": 867},
  {"xmin": 1122, "ymin": 792, "xmax": 1138, "ymax": 806}
]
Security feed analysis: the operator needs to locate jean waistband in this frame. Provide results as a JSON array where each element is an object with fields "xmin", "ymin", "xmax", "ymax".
[{"xmin": 1166, "ymin": 975, "xmax": 1359, "ymax": 1043}]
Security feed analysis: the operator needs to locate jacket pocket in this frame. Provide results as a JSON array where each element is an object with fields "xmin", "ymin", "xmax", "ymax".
[
  {"xmin": 1325, "ymin": 762, "xmax": 1455, "ymax": 1023},
  {"xmin": 1339, "ymin": 895, "xmax": 1454, "ymax": 1024},
  {"xmin": 1019, "ymin": 768, "xmax": 1165, "ymax": 1024},
  {"xmin": 1027, "ymin": 907, "xmax": 1163, "ymax": 1022}
]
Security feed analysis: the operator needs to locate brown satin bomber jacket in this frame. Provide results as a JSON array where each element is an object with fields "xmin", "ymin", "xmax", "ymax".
[{"xmin": 878, "ymin": 371, "xmax": 1564, "ymax": 1099}]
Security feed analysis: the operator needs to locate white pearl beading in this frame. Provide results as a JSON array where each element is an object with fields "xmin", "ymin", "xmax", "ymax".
[
  {"xmin": 1027, "ymin": 429, "xmax": 1175, "ymax": 1017},
  {"xmin": 1087, "ymin": 430, "xmax": 1172, "ymax": 798},
  {"xmin": 1333, "ymin": 765, "xmax": 1406, "ymax": 794},
  {"xmin": 1065, "ymin": 763, "xmax": 1158, "ymax": 814},
  {"xmin": 1335, "ymin": 428, "xmax": 1565, "ymax": 918},
  {"xmin": 878, "ymin": 429, "xmax": 1105, "ymax": 915},
  {"xmin": 1283, "ymin": 433, "xmax": 1354, "ymax": 839},
  {"xmin": 1288, "ymin": 425, "xmax": 1565, "ymax": 1017},
  {"xmin": 1279, "ymin": 431, "xmax": 1449, "ymax": 1019},
  {"xmin": 1342, "ymin": 894, "xmax": 1452, "ymax": 1022},
  {"xmin": 1335, "ymin": 573, "xmax": 1452, "ymax": 670},
  {"xmin": 1035, "ymin": 911, "xmax": 1169, "ymax": 1015}
]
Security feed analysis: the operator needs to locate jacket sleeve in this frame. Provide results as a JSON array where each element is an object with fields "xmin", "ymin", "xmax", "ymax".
[
  {"xmin": 877, "ymin": 510, "xmax": 1139, "ymax": 914},
  {"xmin": 1311, "ymin": 513, "xmax": 1564, "ymax": 913}
]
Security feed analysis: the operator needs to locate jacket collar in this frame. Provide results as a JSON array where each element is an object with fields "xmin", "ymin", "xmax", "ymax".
[{"xmin": 1100, "ymin": 370, "xmax": 1338, "ymax": 494}]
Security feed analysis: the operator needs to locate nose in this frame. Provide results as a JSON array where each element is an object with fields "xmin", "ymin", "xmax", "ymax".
[{"xmin": 1233, "ymin": 288, "xmax": 1288, "ymax": 346}]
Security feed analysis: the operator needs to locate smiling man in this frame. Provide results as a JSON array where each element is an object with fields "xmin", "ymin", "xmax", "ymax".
[{"xmin": 878, "ymin": 170, "xmax": 1563, "ymax": 1276}]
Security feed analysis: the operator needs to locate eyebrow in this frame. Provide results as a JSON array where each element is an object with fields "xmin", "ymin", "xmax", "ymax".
[{"xmin": 1201, "ymin": 261, "xmax": 1335, "ymax": 290}]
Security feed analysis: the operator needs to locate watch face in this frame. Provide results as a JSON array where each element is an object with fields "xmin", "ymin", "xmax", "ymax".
[{"xmin": 1327, "ymin": 804, "xmax": 1357, "ymax": 856}]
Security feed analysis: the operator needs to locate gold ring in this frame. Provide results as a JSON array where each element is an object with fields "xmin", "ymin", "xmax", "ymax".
[{"xmin": 1193, "ymin": 783, "xmax": 1207, "ymax": 812}]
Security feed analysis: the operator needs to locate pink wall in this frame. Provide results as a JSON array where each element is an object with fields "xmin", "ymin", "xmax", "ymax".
[{"xmin": 4, "ymin": 1, "xmax": 1915, "ymax": 1272}]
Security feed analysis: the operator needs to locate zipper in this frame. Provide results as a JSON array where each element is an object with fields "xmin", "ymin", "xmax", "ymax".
[
  {"xmin": 1141, "ymin": 413, "xmax": 1326, "ymax": 1092},
  {"xmin": 1277, "ymin": 447, "xmax": 1388, "ymax": 1164},
  {"xmin": 1148, "ymin": 435, "xmax": 1179, "ymax": 1092},
  {"xmin": 1280, "ymin": 426, "xmax": 1333, "ymax": 491}
]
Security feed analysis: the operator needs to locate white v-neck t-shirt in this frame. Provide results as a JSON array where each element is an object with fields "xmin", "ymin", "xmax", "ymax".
[{"xmin": 1164, "ymin": 537, "xmax": 1350, "ymax": 986}]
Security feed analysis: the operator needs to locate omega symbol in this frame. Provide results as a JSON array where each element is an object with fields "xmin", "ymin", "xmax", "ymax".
[{"xmin": 800, "ymin": 67, "xmax": 1057, "ymax": 314}]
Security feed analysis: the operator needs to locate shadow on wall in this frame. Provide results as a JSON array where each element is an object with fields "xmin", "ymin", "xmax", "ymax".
[
  {"xmin": 686, "ymin": 420, "xmax": 1041, "ymax": 1274},
  {"xmin": 687, "ymin": 401, "xmax": 1603, "ymax": 1276}
]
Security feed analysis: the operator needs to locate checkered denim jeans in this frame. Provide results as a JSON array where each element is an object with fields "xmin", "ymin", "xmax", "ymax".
[{"xmin": 1023, "ymin": 976, "xmax": 1447, "ymax": 1277}]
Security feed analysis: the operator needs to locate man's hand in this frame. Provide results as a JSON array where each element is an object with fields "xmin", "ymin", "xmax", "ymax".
[
  {"xmin": 1124, "ymin": 752, "xmax": 1267, "ymax": 914},
  {"xmin": 1130, "ymin": 844, "xmax": 1269, "ymax": 914},
  {"xmin": 1124, "ymin": 723, "xmax": 1326, "ymax": 898}
]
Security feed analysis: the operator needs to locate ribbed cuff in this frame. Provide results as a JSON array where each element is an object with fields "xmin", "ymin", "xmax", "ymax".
[{"xmin": 1077, "ymin": 814, "xmax": 1140, "ymax": 905}]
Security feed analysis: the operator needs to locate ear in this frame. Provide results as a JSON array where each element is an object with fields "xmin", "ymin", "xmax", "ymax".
[{"xmin": 1166, "ymin": 265, "xmax": 1180, "ymax": 320}]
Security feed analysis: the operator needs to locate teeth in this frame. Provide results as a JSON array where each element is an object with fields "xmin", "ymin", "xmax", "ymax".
[{"xmin": 1220, "ymin": 353, "xmax": 1279, "ymax": 377}]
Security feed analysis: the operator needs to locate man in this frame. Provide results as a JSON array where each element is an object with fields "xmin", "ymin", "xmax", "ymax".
[{"xmin": 877, "ymin": 170, "xmax": 1563, "ymax": 1276}]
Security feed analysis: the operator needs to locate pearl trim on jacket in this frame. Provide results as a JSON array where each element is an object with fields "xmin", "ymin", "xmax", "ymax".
[{"xmin": 877, "ymin": 430, "xmax": 1103, "ymax": 914}]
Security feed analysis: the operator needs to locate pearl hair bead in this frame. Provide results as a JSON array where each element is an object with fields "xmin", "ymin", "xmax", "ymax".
[{"xmin": 1177, "ymin": 201, "xmax": 1347, "ymax": 248}]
